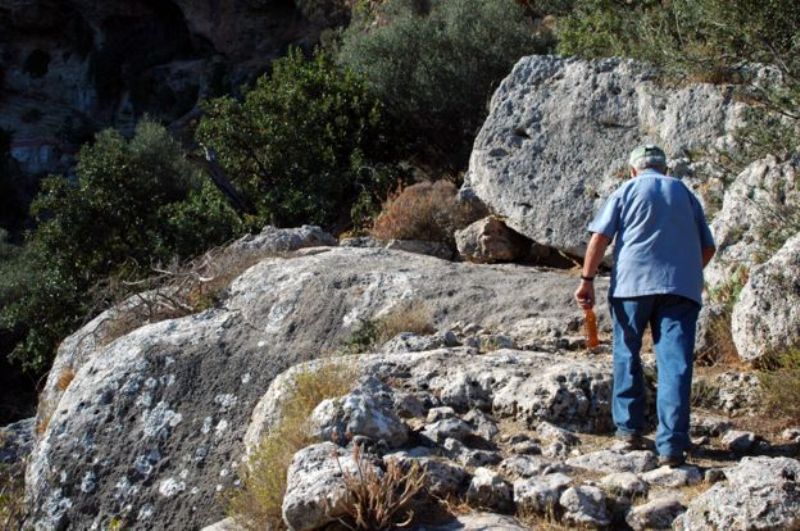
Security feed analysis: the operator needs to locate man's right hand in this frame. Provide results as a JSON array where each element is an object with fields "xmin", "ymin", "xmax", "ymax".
[{"xmin": 574, "ymin": 280, "xmax": 595, "ymax": 309}]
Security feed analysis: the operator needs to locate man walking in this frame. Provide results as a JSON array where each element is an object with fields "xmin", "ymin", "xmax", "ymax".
[{"xmin": 575, "ymin": 145, "xmax": 716, "ymax": 466}]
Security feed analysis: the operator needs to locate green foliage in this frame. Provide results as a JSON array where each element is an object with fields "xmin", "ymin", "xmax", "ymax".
[
  {"xmin": 338, "ymin": 0, "xmax": 551, "ymax": 168},
  {"xmin": 556, "ymin": 0, "xmax": 800, "ymax": 165},
  {"xmin": 760, "ymin": 346, "xmax": 800, "ymax": 424},
  {"xmin": 296, "ymin": 0, "xmax": 351, "ymax": 25},
  {"xmin": 197, "ymin": 48, "xmax": 399, "ymax": 228},
  {"xmin": 0, "ymin": 120, "xmax": 243, "ymax": 372}
]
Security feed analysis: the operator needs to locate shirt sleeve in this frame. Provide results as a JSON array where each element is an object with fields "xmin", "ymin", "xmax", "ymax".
[
  {"xmin": 587, "ymin": 191, "xmax": 622, "ymax": 239},
  {"xmin": 690, "ymin": 193, "xmax": 716, "ymax": 249}
]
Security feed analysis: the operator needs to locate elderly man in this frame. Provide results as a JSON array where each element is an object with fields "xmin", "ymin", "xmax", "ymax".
[{"xmin": 575, "ymin": 144, "xmax": 716, "ymax": 466}]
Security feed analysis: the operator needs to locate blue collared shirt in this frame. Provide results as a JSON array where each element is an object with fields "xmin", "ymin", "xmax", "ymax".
[{"xmin": 588, "ymin": 170, "xmax": 715, "ymax": 305}]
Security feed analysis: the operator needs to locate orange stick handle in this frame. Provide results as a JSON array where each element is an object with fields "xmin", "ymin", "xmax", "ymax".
[{"xmin": 584, "ymin": 309, "xmax": 599, "ymax": 348}]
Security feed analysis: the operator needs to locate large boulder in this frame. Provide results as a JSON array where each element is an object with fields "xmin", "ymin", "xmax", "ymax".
[
  {"xmin": 464, "ymin": 55, "xmax": 745, "ymax": 257},
  {"xmin": 455, "ymin": 217, "xmax": 529, "ymax": 263},
  {"xmin": 732, "ymin": 232, "xmax": 800, "ymax": 362},
  {"xmin": 705, "ymin": 154, "xmax": 800, "ymax": 289},
  {"xmin": 675, "ymin": 456, "xmax": 800, "ymax": 530},
  {"xmin": 27, "ymin": 246, "xmax": 605, "ymax": 530}
]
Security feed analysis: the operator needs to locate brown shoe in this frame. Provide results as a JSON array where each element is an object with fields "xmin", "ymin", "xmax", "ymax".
[{"xmin": 658, "ymin": 454, "xmax": 686, "ymax": 467}]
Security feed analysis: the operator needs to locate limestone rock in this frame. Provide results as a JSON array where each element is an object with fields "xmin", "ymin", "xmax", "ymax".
[
  {"xmin": 28, "ymin": 246, "xmax": 604, "ymax": 530},
  {"xmin": 282, "ymin": 442, "xmax": 375, "ymax": 531},
  {"xmin": 425, "ymin": 512, "xmax": 528, "ymax": 530},
  {"xmin": 465, "ymin": 467, "xmax": 514, "ymax": 513},
  {"xmin": 455, "ymin": 217, "xmax": 528, "ymax": 263},
  {"xmin": 625, "ymin": 496, "xmax": 685, "ymax": 530},
  {"xmin": 566, "ymin": 450, "xmax": 657, "ymax": 474},
  {"xmin": 386, "ymin": 454, "xmax": 469, "ymax": 498},
  {"xmin": 705, "ymin": 154, "xmax": 799, "ymax": 289},
  {"xmin": 537, "ymin": 421, "xmax": 580, "ymax": 447},
  {"xmin": 559, "ymin": 486, "xmax": 611, "ymax": 528},
  {"xmin": 641, "ymin": 465, "xmax": 702, "ymax": 488},
  {"xmin": 499, "ymin": 455, "xmax": 569, "ymax": 479},
  {"xmin": 384, "ymin": 239, "xmax": 454, "ymax": 260},
  {"xmin": 427, "ymin": 407, "xmax": 457, "ymax": 423},
  {"xmin": 463, "ymin": 409, "xmax": 500, "ymax": 442},
  {"xmin": 421, "ymin": 417, "xmax": 474, "ymax": 444},
  {"xmin": 465, "ymin": 55, "xmax": 745, "ymax": 257},
  {"xmin": 513, "ymin": 473, "xmax": 571, "ymax": 513},
  {"xmin": 443, "ymin": 439, "xmax": 502, "ymax": 468},
  {"xmin": 721, "ymin": 430, "xmax": 757, "ymax": 454},
  {"xmin": 732, "ymin": 233, "xmax": 800, "ymax": 362},
  {"xmin": 380, "ymin": 332, "xmax": 446, "ymax": 354},
  {"xmin": 200, "ymin": 517, "xmax": 245, "ymax": 531},
  {"xmin": 0, "ymin": 418, "xmax": 34, "ymax": 465},
  {"xmin": 310, "ymin": 384, "xmax": 408, "ymax": 448},
  {"xmin": 676, "ymin": 456, "xmax": 800, "ymax": 530},
  {"xmin": 231, "ymin": 225, "xmax": 337, "ymax": 253},
  {"xmin": 600, "ymin": 472, "xmax": 648, "ymax": 499}
]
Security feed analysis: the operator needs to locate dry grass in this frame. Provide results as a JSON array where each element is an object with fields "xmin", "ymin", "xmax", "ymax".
[
  {"xmin": 0, "ymin": 463, "xmax": 26, "ymax": 529},
  {"xmin": 515, "ymin": 504, "xmax": 573, "ymax": 530},
  {"xmin": 696, "ymin": 266, "xmax": 749, "ymax": 367},
  {"xmin": 55, "ymin": 368, "xmax": 75, "ymax": 392},
  {"xmin": 229, "ymin": 362, "xmax": 353, "ymax": 530},
  {"xmin": 94, "ymin": 245, "xmax": 288, "ymax": 347},
  {"xmin": 370, "ymin": 180, "xmax": 481, "ymax": 244},
  {"xmin": 343, "ymin": 300, "xmax": 435, "ymax": 354},
  {"xmin": 334, "ymin": 445, "xmax": 426, "ymax": 530},
  {"xmin": 759, "ymin": 347, "xmax": 800, "ymax": 427}
]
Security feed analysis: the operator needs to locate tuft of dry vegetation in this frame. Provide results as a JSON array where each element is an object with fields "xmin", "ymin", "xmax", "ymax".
[
  {"xmin": 229, "ymin": 362, "xmax": 352, "ymax": 530},
  {"xmin": 696, "ymin": 266, "xmax": 749, "ymax": 367},
  {"xmin": 759, "ymin": 346, "xmax": 800, "ymax": 426},
  {"xmin": 334, "ymin": 445, "xmax": 426, "ymax": 530},
  {"xmin": 56, "ymin": 368, "xmax": 75, "ymax": 392},
  {"xmin": 94, "ymin": 245, "xmax": 289, "ymax": 348},
  {"xmin": 0, "ymin": 463, "xmax": 27, "ymax": 528},
  {"xmin": 369, "ymin": 181, "xmax": 482, "ymax": 245},
  {"xmin": 342, "ymin": 300, "xmax": 435, "ymax": 354}
]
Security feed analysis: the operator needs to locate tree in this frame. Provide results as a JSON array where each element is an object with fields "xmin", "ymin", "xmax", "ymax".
[{"xmin": 196, "ymin": 48, "xmax": 399, "ymax": 229}]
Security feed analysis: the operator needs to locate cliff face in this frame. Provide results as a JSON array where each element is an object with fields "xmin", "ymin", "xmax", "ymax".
[{"xmin": 0, "ymin": 0, "xmax": 321, "ymax": 173}]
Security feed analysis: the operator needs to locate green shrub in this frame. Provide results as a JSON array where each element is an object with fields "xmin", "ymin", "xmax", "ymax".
[
  {"xmin": 197, "ymin": 48, "xmax": 399, "ymax": 229},
  {"xmin": 0, "ymin": 120, "xmax": 243, "ymax": 372},
  {"xmin": 338, "ymin": 0, "xmax": 551, "ymax": 169},
  {"xmin": 759, "ymin": 346, "xmax": 800, "ymax": 425}
]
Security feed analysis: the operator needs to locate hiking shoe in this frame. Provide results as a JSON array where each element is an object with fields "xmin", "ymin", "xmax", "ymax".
[
  {"xmin": 615, "ymin": 432, "xmax": 646, "ymax": 450},
  {"xmin": 658, "ymin": 454, "xmax": 686, "ymax": 468}
]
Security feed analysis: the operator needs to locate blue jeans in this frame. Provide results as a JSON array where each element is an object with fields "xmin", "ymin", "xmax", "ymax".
[{"xmin": 609, "ymin": 295, "xmax": 700, "ymax": 457}]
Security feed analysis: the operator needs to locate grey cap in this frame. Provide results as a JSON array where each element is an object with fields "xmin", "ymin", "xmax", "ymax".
[{"xmin": 629, "ymin": 144, "xmax": 667, "ymax": 168}]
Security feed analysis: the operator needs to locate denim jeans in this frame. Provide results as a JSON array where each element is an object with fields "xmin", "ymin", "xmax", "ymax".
[{"xmin": 609, "ymin": 294, "xmax": 700, "ymax": 457}]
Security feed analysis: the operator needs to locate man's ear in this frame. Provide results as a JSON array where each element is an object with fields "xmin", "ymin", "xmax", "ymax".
[{"xmin": 630, "ymin": 167, "xmax": 638, "ymax": 177}]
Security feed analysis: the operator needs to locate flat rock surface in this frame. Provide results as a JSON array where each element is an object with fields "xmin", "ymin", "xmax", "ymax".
[{"xmin": 26, "ymin": 246, "xmax": 607, "ymax": 530}]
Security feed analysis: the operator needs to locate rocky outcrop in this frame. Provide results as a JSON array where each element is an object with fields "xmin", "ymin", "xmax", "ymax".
[
  {"xmin": 455, "ymin": 217, "xmax": 529, "ymax": 263},
  {"xmin": 464, "ymin": 55, "xmax": 745, "ymax": 257},
  {"xmin": 705, "ymin": 154, "xmax": 799, "ymax": 289},
  {"xmin": 675, "ymin": 456, "xmax": 800, "ymax": 530},
  {"xmin": 0, "ymin": 418, "xmax": 34, "ymax": 465},
  {"xmin": 732, "ymin": 232, "xmax": 800, "ymax": 362},
  {"xmin": 26, "ymin": 245, "xmax": 606, "ymax": 530}
]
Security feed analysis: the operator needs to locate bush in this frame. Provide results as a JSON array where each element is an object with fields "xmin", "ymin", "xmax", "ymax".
[
  {"xmin": 759, "ymin": 347, "xmax": 800, "ymax": 425},
  {"xmin": 370, "ymin": 180, "xmax": 479, "ymax": 245},
  {"xmin": 342, "ymin": 300, "xmax": 434, "ymax": 354},
  {"xmin": 0, "ymin": 120, "xmax": 244, "ymax": 372},
  {"xmin": 197, "ymin": 48, "xmax": 400, "ymax": 229},
  {"xmin": 230, "ymin": 363, "xmax": 352, "ymax": 530},
  {"xmin": 338, "ymin": 0, "xmax": 552, "ymax": 169}
]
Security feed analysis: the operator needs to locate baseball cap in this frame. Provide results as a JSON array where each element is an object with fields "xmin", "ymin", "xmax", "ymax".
[{"xmin": 629, "ymin": 144, "xmax": 667, "ymax": 167}]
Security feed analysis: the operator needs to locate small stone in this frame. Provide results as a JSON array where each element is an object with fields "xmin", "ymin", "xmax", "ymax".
[
  {"xmin": 310, "ymin": 391, "xmax": 408, "ymax": 448},
  {"xmin": 511, "ymin": 440, "xmax": 542, "ymax": 455},
  {"xmin": 387, "ymin": 454, "xmax": 469, "ymax": 498},
  {"xmin": 537, "ymin": 421, "xmax": 580, "ymax": 446},
  {"xmin": 393, "ymin": 392, "xmax": 427, "ymax": 418},
  {"xmin": 641, "ymin": 465, "xmax": 702, "ymax": 488},
  {"xmin": 704, "ymin": 468, "xmax": 726, "ymax": 483},
  {"xmin": 721, "ymin": 430, "xmax": 757, "ymax": 454},
  {"xmin": 626, "ymin": 496, "xmax": 686, "ymax": 531},
  {"xmin": 559, "ymin": 485, "xmax": 611, "ymax": 528},
  {"xmin": 499, "ymin": 455, "xmax": 570, "ymax": 479},
  {"xmin": 781, "ymin": 427, "xmax": 800, "ymax": 443},
  {"xmin": 421, "ymin": 417, "xmax": 474, "ymax": 444},
  {"xmin": 513, "ymin": 473, "xmax": 571, "ymax": 514},
  {"xmin": 566, "ymin": 450, "xmax": 657, "ymax": 474},
  {"xmin": 462, "ymin": 409, "xmax": 499, "ymax": 441},
  {"xmin": 466, "ymin": 467, "xmax": 514, "ymax": 513},
  {"xmin": 543, "ymin": 442, "xmax": 569, "ymax": 459},
  {"xmin": 600, "ymin": 472, "xmax": 648, "ymax": 499},
  {"xmin": 443, "ymin": 330, "xmax": 461, "ymax": 347},
  {"xmin": 690, "ymin": 413, "xmax": 732, "ymax": 437},
  {"xmin": 426, "ymin": 406, "xmax": 456, "ymax": 423},
  {"xmin": 443, "ymin": 438, "xmax": 502, "ymax": 468}
]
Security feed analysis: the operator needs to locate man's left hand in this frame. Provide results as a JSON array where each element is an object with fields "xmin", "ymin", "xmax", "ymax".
[{"xmin": 574, "ymin": 280, "xmax": 595, "ymax": 309}]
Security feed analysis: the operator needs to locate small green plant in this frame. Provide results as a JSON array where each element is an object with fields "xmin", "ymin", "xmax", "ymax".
[
  {"xmin": 759, "ymin": 346, "xmax": 800, "ymax": 425},
  {"xmin": 229, "ymin": 363, "xmax": 352, "ymax": 530},
  {"xmin": 342, "ymin": 301, "xmax": 435, "ymax": 354},
  {"xmin": 697, "ymin": 267, "xmax": 749, "ymax": 366}
]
